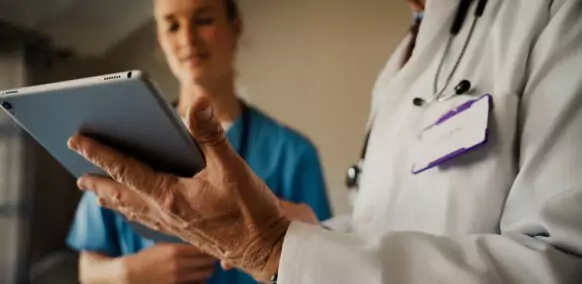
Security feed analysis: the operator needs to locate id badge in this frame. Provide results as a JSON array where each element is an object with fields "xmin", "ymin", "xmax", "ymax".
[{"xmin": 412, "ymin": 94, "xmax": 493, "ymax": 174}]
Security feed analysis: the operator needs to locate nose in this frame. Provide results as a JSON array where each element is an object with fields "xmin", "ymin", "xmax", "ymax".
[{"xmin": 177, "ymin": 22, "xmax": 201, "ymax": 50}]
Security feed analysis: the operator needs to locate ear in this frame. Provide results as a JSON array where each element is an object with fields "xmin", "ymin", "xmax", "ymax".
[{"xmin": 407, "ymin": 0, "xmax": 425, "ymax": 13}]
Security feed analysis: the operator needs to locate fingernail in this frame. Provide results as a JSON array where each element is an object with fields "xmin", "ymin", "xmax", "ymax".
[
  {"xmin": 68, "ymin": 138, "xmax": 78, "ymax": 151},
  {"xmin": 186, "ymin": 107, "xmax": 192, "ymax": 121},
  {"xmin": 185, "ymin": 108, "xmax": 193, "ymax": 130},
  {"xmin": 97, "ymin": 197, "xmax": 105, "ymax": 206},
  {"xmin": 114, "ymin": 191, "xmax": 121, "ymax": 200},
  {"xmin": 196, "ymin": 105, "xmax": 213, "ymax": 121},
  {"xmin": 77, "ymin": 178, "xmax": 86, "ymax": 190}
]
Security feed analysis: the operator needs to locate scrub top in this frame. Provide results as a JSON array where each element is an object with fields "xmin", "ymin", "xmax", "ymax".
[{"xmin": 67, "ymin": 105, "xmax": 332, "ymax": 284}]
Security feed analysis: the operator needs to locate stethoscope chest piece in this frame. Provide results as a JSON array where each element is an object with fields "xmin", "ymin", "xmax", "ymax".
[
  {"xmin": 345, "ymin": 164, "xmax": 361, "ymax": 190},
  {"xmin": 412, "ymin": 79, "xmax": 472, "ymax": 107},
  {"xmin": 413, "ymin": 97, "xmax": 427, "ymax": 107}
]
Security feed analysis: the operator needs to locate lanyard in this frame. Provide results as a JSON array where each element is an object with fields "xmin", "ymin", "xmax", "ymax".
[
  {"xmin": 346, "ymin": 0, "xmax": 489, "ymax": 189},
  {"xmin": 238, "ymin": 102, "xmax": 251, "ymax": 160}
]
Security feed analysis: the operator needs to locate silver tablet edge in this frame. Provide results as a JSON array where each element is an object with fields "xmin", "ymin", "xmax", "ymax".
[
  {"xmin": 0, "ymin": 70, "xmax": 143, "ymax": 98},
  {"xmin": 138, "ymin": 73, "xmax": 207, "ymax": 169}
]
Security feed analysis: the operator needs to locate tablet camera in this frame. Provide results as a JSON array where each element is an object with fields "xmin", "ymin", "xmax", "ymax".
[{"xmin": 1, "ymin": 101, "xmax": 12, "ymax": 110}]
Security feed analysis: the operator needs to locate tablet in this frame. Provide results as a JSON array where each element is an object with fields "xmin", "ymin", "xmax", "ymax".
[{"xmin": 0, "ymin": 70, "xmax": 205, "ymax": 179}]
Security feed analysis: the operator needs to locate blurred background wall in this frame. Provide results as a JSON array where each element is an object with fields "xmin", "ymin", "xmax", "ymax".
[
  {"xmin": 0, "ymin": 0, "xmax": 410, "ymax": 282},
  {"xmin": 0, "ymin": 44, "xmax": 29, "ymax": 284}
]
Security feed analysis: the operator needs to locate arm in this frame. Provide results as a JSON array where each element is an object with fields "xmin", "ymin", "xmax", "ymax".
[
  {"xmin": 79, "ymin": 251, "xmax": 126, "ymax": 284},
  {"xmin": 70, "ymin": 193, "xmax": 215, "ymax": 284},
  {"xmin": 79, "ymin": 244, "xmax": 215, "ymax": 284},
  {"xmin": 277, "ymin": 2, "xmax": 582, "ymax": 283},
  {"xmin": 68, "ymin": 192, "xmax": 125, "ymax": 283}
]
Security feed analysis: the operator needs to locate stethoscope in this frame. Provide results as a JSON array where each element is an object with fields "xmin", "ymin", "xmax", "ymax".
[
  {"xmin": 345, "ymin": 0, "xmax": 489, "ymax": 190},
  {"xmin": 128, "ymin": 101, "xmax": 252, "ymax": 242}
]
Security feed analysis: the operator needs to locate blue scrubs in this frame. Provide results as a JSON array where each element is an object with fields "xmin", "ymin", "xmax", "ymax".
[{"xmin": 67, "ymin": 106, "xmax": 332, "ymax": 283}]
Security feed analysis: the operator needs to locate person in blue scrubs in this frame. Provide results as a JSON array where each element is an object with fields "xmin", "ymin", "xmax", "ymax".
[{"xmin": 66, "ymin": 0, "xmax": 332, "ymax": 283}]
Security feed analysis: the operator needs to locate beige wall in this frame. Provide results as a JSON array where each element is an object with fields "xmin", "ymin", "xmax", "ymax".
[
  {"xmin": 101, "ymin": 0, "xmax": 411, "ymax": 215},
  {"xmin": 236, "ymin": 0, "xmax": 410, "ymax": 214}
]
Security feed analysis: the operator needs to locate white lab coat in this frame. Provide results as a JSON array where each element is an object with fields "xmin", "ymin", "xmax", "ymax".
[{"xmin": 278, "ymin": 0, "xmax": 582, "ymax": 283}]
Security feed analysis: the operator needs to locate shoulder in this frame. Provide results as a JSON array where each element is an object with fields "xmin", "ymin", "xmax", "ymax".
[{"xmin": 248, "ymin": 106, "xmax": 320, "ymax": 158}]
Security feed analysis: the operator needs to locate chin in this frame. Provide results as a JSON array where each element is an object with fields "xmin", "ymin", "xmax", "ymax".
[{"xmin": 182, "ymin": 71, "xmax": 212, "ymax": 86}]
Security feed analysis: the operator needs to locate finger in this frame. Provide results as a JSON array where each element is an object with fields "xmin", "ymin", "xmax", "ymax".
[
  {"xmin": 180, "ymin": 245, "xmax": 209, "ymax": 257},
  {"xmin": 220, "ymin": 261, "xmax": 234, "ymax": 271},
  {"xmin": 278, "ymin": 199, "xmax": 290, "ymax": 208},
  {"xmin": 127, "ymin": 206, "xmax": 179, "ymax": 235},
  {"xmin": 179, "ymin": 256, "xmax": 217, "ymax": 268},
  {"xmin": 130, "ymin": 214, "xmax": 170, "ymax": 233},
  {"xmin": 166, "ymin": 244, "xmax": 206, "ymax": 257},
  {"xmin": 78, "ymin": 175, "xmax": 152, "ymax": 215},
  {"xmin": 78, "ymin": 175, "xmax": 124, "ymax": 210},
  {"xmin": 185, "ymin": 97, "xmax": 237, "ymax": 163},
  {"xmin": 77, "ymin": 175, "xmax": 175, "ymax": 233},
  {"xmin": 278, "ymin": 199, "xmax": 299, "ymax": 214},
  {"xmin": 97, "ymin": 195, "xmax": 164, "ymax": 233},
  {"xmin": 69, "ymin": 135, "xmax": 175, "ymax": 198},
  {"xmin": 96, "ymin": 196, "xmax": 108, "ymax": 207}
]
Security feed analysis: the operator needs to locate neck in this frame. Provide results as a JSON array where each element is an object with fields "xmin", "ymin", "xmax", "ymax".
[{"xmin": 177, "ymin": 78, "xmax": 242, "ymax": 124}]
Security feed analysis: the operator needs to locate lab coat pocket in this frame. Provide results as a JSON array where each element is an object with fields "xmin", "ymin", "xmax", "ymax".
[
  {"xmin": 410, "ymin": 93, "xmax": 520, "ymax": 233},
  {"xmin": 433, "ymin": 92, "xmax": 519, "ymax": 173}
]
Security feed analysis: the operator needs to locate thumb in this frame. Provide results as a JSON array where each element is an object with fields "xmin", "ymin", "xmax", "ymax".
[
  {"xmin": 185, "ymin": 96, "xmax": 233, "ymax": 161},
  {"xmin": 220, "ymin": 260, "xmax": 234, "ymax": 271}
]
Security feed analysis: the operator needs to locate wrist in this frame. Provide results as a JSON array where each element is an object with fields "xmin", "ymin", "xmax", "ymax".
[
  {"xmin": 115, "ymin": 256, "xmax": 134, "ymax": 284},
  {"xmin": 262, "ymin": 238, "xmax": 283, "ymax": 283},
  {"xmin": 260, "ymin": 219, "xmax": 290, "ymax": 283},
  {"xmin": 79, "ymin": 252, "xmax": 129, "ymax": 284}
]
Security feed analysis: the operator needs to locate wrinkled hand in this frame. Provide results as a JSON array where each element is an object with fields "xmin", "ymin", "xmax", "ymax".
[
  {"xmin": 122, "ymin": 243, "xmax": 215, "ymax": 284},
  {"xmin": 221, "ymin": 200, "xmax": 319, "ymax": 271},
  {"xmin": 68, "ymin": 97, "xmax": 290, "ymax": 283}
]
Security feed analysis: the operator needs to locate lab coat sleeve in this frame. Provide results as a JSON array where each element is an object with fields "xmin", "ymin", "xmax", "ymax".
[
  {"xmin": 321, "ymin": 214, "xmax": 354, "ymax": 232},
  {"xmin": 277, "ymin": 2, "xmax": 582, "ymax": 283}
]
